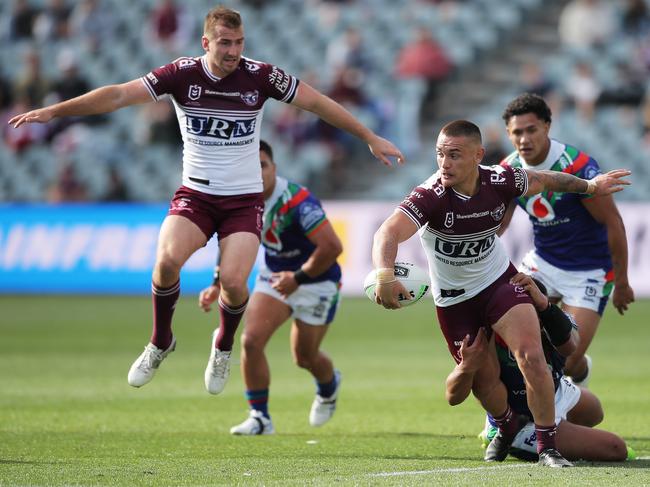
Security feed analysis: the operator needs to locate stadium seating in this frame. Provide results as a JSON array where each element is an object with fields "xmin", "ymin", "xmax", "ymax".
[{"xmin": 0, "ymin": 0, "xmax": 647, "ymax": 201}]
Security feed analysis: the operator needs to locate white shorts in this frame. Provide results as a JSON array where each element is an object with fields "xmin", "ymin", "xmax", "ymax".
[
  {"xmin": 254, "ymin": 268, "xmax": 341, "ymax": 326},
  {"xmin": 519, "ymin": 250, "xmax": 611, "ymax": 314},
  {"xmin": 510, "ymin": 377, "xmax": 582, "ymax": 454}
]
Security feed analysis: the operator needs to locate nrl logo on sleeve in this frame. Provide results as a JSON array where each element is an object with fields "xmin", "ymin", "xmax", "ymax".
[
  {"xmin": 188, "ymin": 85, "xmax": 202, "ymax": 100},
  {"xmin": 241, "ymin": 90, "xmax": 259, "ymax": 106}
]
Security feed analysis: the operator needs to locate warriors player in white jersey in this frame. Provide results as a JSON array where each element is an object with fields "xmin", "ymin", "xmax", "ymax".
[
  {"xmin": 371, "ymin": 120, "xmax": 630, "ymax": 467},
  {"xmin": 9, "ymin": 6, "xmax": 404, "ymax": 395}
]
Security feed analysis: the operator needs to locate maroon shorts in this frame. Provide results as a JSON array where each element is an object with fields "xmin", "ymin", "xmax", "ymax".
[
  {"xmin": 436, "ymin": 264, "xmax": 534, "ymax": 364},
  {"xmin": 168, "ymin": 186, "xmax": 264, "ymax": 241}
]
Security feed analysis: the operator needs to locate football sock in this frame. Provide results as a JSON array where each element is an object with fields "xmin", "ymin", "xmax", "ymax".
[
  {"xmin": 535, "ymin": 424, "xmax": 558, "ymax": 453},
  {"xmin": 246, "ymin": 389, "xmax": 270, "ymax": 418},
  {"xmin": 150, "ymin": 280, "xmax": 180, "ymax": 350},
  {"xmin": 316, "ymin": 373, "xmax": 337, "ymax": 398},
  {"xmin": 492, "ymin": 406, "xmax": 518, "ymax": 437},
  {"xmin": 214, "ymin": 296, "xmax": 248, "ymax": 351}
]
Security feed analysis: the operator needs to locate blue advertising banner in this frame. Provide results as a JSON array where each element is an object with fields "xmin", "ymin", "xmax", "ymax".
[{"xmin": 0, "ymin": 204, "xmax": 259, "ymax": 294}]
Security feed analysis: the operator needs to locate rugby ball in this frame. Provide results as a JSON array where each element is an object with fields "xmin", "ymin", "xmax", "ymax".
[{"xmin": 363, "ymin": 262, "xmax": 431, "ymax": 307}]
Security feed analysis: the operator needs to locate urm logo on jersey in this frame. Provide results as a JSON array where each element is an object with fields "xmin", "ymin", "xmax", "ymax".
[
  {"xmin": 434, "ymin": 234, "xmax": 495, "ymax": 258},
  {"xmin": 186, "ymin": 116, "xmax": 256, "ymax": 139}
]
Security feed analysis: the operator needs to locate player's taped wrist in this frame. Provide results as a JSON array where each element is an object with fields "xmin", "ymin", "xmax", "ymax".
[
  {"xmin": 539, "ymin": 303, "xmax": 573, "ymax": 347},
  {"xmin": 583, "ymin": 178, "xmax": 597, "ymax": 194},
  {"xmin": 293, "ymin": 268, "xmax": 310, "ymax": 285},
  {"xmin": 376, "ymin": 267, "xmax": 396, "ymax": 285},
  {"xmin": 212, "ymin": 266, "xmax": 220, "ymax": 286}
]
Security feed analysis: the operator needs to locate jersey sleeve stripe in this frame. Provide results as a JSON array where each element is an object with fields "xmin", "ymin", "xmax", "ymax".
[
  {"xmin": 396, "ymin": 206, "xmax": 422, "ymax": 229},
  {"xmin": 281, "ymin": 78, "xmax": 299, "ymax": 103},
  {"xmin": 305, "ymin": 218, "xmax": 328, "ymax": 236},
  {"xmin": 140, "ymin": 77, "xmax": 159, "ymax": 101},
  {"xmin": 562, "ymin": 151, "xmax": 589, "ymax": 175}
]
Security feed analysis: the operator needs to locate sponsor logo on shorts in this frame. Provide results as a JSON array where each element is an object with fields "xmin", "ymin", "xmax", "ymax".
[
  {"xmin": 146, "ymin": 72, "xmax": 158, "ymax": 85},
  {"xmin": 256, "ymin": 210, "xmax": 263, "ymax": 232},
  {"xmin": 585, "ymin": 286, "xmax": 597, "ymax": 297},
  {"xmin": 513, "ymin": 284, "xmax": 528, "ymax": 298},
  {"xmin": 172, "ymin": 197, "xmax": 193, "ymax": 213},
  {"xmin": 188, "ymin": 84, "xmax": 202, "ymax": 100}
]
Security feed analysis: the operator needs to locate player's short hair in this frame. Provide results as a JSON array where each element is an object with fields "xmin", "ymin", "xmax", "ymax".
[
  {"xmin": 260, "ymin": 139, "xmax": 274, "ymax": 162},
  {"xmin": 440, "ymin": 120, "xmax": 482, "ymax": 144},
  {"xmin": 204, "ymin": 6, "xmax": 242, "ymax": 37},
  {"xmin": 502, "ymin": 93, "xmax": 552, "ymax": 125}
]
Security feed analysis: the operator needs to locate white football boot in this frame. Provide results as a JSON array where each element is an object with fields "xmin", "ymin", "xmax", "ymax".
[
  {"xmin": 127, "ymin": 337, "xmax": 176, "ymax": 387},
  {"xmin": 204, "ymin": 329, "xmax": 231, "ymax": 394},
  {"xmin": 230, "ymin": 410, "xmax": 275, "ymax": 435},
  {"xmin": 309, "ymin": 370, "xmax": 342, "ymax": 427}
]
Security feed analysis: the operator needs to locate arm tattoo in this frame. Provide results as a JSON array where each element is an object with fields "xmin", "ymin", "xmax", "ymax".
[{"xmin": 531, "ymin": 170, "xmax": 589, "ymax": 194}]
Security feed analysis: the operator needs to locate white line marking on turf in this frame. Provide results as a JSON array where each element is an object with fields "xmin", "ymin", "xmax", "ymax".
[
  {"xmin": 370, "ymin": 464, "xmax": 532, "ymax": 477},
  {"xmin": 637, "ymin": 456, "xmax": 650, "ymax": 460}
]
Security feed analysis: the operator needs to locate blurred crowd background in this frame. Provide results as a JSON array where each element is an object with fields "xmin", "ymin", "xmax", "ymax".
[{"xmin": 1, "ymin": 0, "xmax": 649, "ymax": 203}]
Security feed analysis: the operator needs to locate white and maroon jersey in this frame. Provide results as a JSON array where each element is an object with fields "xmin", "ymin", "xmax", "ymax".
[
  {"xmin": 398, "ymin": 165, "xmax": 528, "ymax": 306},
  {"xmin": 140, "ymin": 55, "xmax": 299, "ymax": 195}
]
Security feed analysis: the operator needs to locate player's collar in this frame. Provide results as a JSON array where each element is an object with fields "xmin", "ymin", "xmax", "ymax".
[
  {"xmin": 266, "ymin": 176, "xmax": 288, "ymax": 204},
  {"xmin": 201, "ymin": 55, "xmax": 222, "ymax": 82},
  {"xmin": 519, "ymin": 139, "xmax": 565, "ymax": 171}
]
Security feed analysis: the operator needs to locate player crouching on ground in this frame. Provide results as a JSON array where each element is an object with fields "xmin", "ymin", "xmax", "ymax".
[
  {"xmin": 199, "ymin": 140, "xmax": 343, "ymax": 435},
  {"xmin": 445, "ymin": 273, "xmax": 631, "ymax": 463}
]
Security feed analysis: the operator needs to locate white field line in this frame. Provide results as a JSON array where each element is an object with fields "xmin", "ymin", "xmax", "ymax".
[
  {"xmin": 369, "ymin": 464, "xmax": 532, "ymax": 477},
  {"xmin": 370, "ymin": 457, "xmax": 650, "ymax": 477}
]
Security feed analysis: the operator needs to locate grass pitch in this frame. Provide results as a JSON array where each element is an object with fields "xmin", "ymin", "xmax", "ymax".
[{"xmin": 1, "ymin": 295, "xmax": 649, "ymax": 486}]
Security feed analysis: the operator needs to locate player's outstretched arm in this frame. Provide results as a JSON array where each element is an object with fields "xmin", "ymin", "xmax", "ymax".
[
  {"xmin": 199, "ymin": 265, "xmax": 221, "ymax": 312},
  {"xmin": 291, "ymin": 82, "xmax": 405, "ymax": 167},
  {"xmin": 8, "ymin": 79, "xmax": 152, "ymax": 128},
  {"xmin": 445, "ymin": 328, "xmax": 488, "ymax": 406},
  {"xmin": 271, "ymin": 220, "xmax": 343, "ymax": 298},
  {"xmin": 581, "ymin": 196, "xmax": 635, "ymax": 315},
  {"xmin": 371, "ymin": 210, "xmax": 418, "ymax": 309},
  {"xmin": 524, "ymin": 169, "xmax": 631, "ymax": 197}
]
